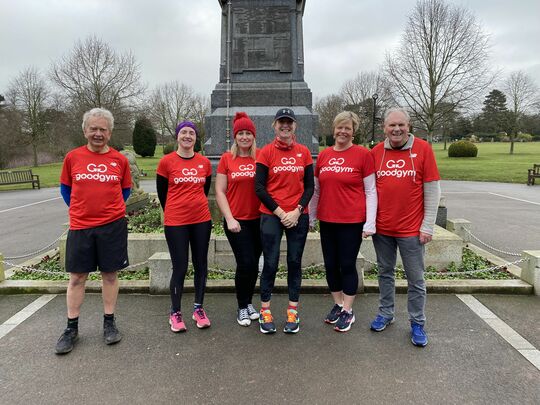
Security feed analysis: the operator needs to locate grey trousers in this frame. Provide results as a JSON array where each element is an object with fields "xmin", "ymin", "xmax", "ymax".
[{"xmin": 372, "ymin": 233, "xmax": 426, "ymax": 325}]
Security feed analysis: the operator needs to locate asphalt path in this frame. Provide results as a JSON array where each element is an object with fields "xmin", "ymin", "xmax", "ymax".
[
  {"xmin": 441, "ymin": 181, "xmax": 540, "ymax": 260},
  {"xmin": 0, "ymin": 293, "xmax": 538, "ymax": 404},
  {"xmin": 1, "ymin": 180, "xmax": 539, "ymax": 267},
  {"xmin": 0, "ymin": 187, "xmax": 67, "ymax": 265}
]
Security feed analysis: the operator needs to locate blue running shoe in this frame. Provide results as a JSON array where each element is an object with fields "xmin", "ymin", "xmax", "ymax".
[
  {"xmin": 259, "ymin": 309, "xmax": 276, "ymax": 334},
  {"xmin": 334, "ymin": 310, "xmax": 355, "ymax": 332},
  {"xmin": 411, "ymin": 322, "xmax": 428, "ymax": 347},
  {"xmin": 324, "ymin": 303, "xmax": 343, "ymax": 324},
  {"xmin": 370, "ymin": 315, "xmax": 394, "ymax": 332}
]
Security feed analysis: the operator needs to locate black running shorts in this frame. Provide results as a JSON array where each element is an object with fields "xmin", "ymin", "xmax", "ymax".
[{"xmin": 65, "ymin": 217, "xmax": 129, "ymax": 273}]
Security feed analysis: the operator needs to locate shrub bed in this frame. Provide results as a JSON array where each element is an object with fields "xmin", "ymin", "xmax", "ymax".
[{"xmin": 9, "ymin": 248, "xmax": 515, "ymax": 281}]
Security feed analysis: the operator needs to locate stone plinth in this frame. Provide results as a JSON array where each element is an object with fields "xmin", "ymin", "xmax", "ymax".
[
  {"xmin": 204, "ymin": 106, "xmax": 318, "ymax": 157},
  {"xmin": 206, "ymin": 0, "xmax": 319, "ymax": 157},
  {"xmin": 521, "ymin": 250, "xmax": 540, "ymax": 296}
]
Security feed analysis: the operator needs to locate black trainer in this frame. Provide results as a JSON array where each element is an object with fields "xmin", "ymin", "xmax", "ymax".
[
  {"xmin": 324, "ymin": 303, "xmax": 343, "ymax": 324},
  {"xmin": 55, "ymin": 328, "xmax": 78, "ymax": 354},
  {"xmin": 103, "ymin": 319, "xmax": 122, "ymax": 345}
]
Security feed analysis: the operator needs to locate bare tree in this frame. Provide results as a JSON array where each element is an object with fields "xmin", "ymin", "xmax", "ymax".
[
  {"xmin": 504, "ymin": 71, "xmax": 539, "ymax": 154},
  {"xmin": 0, "ymin": 102, "xmax": 23, "ymax": 169},
  {"xmin": 385, "ymin": 0, "xmax": 494, "ymax": 143},
  {"xmin": 7, "ymin": 67, "xmax": 50, "ymax": 166},
  {"xmin": 50, "ymin": 36, "xmax": 145, "ymax": 118},
  {"xmin": 148, "ymin": 81, "xmax": 195, "ymax": 146},
  {"xmin": 314, "ymin": 94, "xmax": 345, "ymax": 146},
  {"xmin": 189, "ymin": 94, "xmax": 210, "ymax": 154},
  {"xmin": 340, "ymin": 71, "xmax": 393, "ymax": 144}
]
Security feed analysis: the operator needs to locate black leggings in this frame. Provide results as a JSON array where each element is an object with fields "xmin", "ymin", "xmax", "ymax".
[
  {"xmin": 224, "ymin": 218, "xmax": 262, "ymax": 308},
  {"xmin": 260, "ymin": 214, "xmax": 309, "ymax": 302},
  {"xmin": 319, "ymin": 221, "xmax": 364, "ymax": 296},
  {"xmin": 164, "ymin": 221, "xmax": 212, "ymax": 312}
]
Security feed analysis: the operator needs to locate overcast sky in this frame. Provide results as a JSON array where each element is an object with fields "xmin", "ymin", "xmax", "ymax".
[{"xmin": 1, "ymin": 0, "xmax": 539, "ymax": 102}]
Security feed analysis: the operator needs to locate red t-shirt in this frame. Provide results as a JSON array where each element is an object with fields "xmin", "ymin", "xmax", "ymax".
[
  {"xmin": 217, "ymin": 151, "xmax": 260, "ymax": 220},
  {"xmin": 315, "ymin": 145, "xmax": 375, "ymax": 223},
  {"xmin": 156, "ymin": 152, "xmax": 212, "ymax": 226},
  {"xmin": 371, "ymin": 137, "xmax": 440, "ymax": 237},
  {"xmin": 257, "ymin": 143, "xmax": 313, "ymax": 215},
  {"xmin": 60, "ymin": 146, "xmax": 131, "ymax": 230}
]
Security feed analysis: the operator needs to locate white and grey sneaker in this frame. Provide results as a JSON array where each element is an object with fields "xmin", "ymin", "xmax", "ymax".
[
  {"xmin": 247, "ymin": 304, "xmax": 259, "ymax": 320},
  {"xmin": 237, "ymin": 308, "xmax": 251, "ymax": 326}
]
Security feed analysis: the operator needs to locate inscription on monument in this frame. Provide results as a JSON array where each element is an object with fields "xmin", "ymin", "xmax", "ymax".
[{"xmin": 232, "ymin": 6, "xmax": 292, "ymax": 72}]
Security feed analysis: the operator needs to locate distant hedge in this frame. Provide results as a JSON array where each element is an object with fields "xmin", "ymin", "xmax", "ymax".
[
  {"xmin": 163, "ymin": 142, "xmax": 177, "ymax": 155},
  {"xmin": 448, "ymin": 140, "xmax": 478, "ymax": 157},
  {"xmin": 133, "ymin": 117, "xmax": 157, "ymax": 157}
]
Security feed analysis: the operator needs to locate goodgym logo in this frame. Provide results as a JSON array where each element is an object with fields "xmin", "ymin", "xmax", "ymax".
[
  {"xmin": 182, "ymin": 168, "xmax": 198, "ymax": 176},
  {"xmin": 320, "ymin": 157, "xmax": 353, "ymax": 174},
  {"xmin": 385, "ymin": 159, "xmax": 405, "ymax": 169},
  {"xmin": 328, "ymin": 158, "xmax": 345, "ymax": 165},
  {"xmin": 75, "ymin": 163, "xmax": 119, "ymax": 182},
  {"xmin": 377, "ymin": 159, "xmax": 415, "ymax": 178},
  {"xmin": 232, "ymin": 163, "xmax": 255, "ymax": 179},
  {"xmin": 273, "ymin": 156, "xmax": 303, "ymax": 174},
  {"xmin": 281, "ymin": 157, "xmax": 296, "ymax": 165},
  {"xmin": 174, "ymin": 167, "xmax": 205, "ymax": 184},
  {"xmin": 87, "ymin": 163, "xmax": 107, "ymax": 173}
]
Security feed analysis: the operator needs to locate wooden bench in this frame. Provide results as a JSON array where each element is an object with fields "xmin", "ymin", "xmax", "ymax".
[
  {"xmin": 0, "ymin": 169, "xmax": 40, "ymax": 189},
  {"xmin": 527, "ymin": 164, "xmax": 540, "ymax": 186}
]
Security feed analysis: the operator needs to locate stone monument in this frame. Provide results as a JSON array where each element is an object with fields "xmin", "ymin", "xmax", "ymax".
[{"xmin": 204, "ymin": 0, "xmax": 319, "ymax": 158}]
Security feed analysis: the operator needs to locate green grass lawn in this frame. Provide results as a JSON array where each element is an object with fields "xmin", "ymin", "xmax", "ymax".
[
  {"xmin": 433, "ymin": 141, "xmax": 540, "ymax": 183},
  {"xmin": 1, "ymin": 142, "xmax": 539, "ymax": 190}
]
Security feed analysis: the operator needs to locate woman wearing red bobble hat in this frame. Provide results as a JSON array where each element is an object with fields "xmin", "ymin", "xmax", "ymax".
[
  {"xmin": 156, "ymin": 121, "xmax": 213, "ymax": 333},
  {"xmin": 216, "ymin": 112, "xmax": 262, "ymax": 326}
]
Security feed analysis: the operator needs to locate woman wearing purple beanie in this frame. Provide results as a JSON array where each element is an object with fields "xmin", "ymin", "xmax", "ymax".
[{"xmin": 156, "ymin": 121, "xmax": 213, "ymax": 333}]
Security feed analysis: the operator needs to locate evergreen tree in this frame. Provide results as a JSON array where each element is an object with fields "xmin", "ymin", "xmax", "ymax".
[
  {"xmin": 480, "ymin": 89, "xmax": 509, "ymax": 134},
  {"xmin": 132, "ymin": 116, "xmax": 157, "ymax": 157}
]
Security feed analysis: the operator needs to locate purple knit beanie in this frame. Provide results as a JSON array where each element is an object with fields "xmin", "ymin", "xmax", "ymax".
[{"xmin": 175, "ymin": 121, "xmax": 198, "ymax": 137}]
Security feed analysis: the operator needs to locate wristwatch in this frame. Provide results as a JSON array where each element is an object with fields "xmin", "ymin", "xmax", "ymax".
[{"xmin": 297, "ymin": 204, "xmax": 304, "ymax": 213}]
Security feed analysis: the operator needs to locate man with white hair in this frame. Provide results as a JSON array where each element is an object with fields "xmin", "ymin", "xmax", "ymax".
[
  {"xmin": 55, "ymin": 107, "xmax": 132, "ymax": 354},
  {"xmin": 369, "ymin": 107, "xmax": 440, "ymax": 347}
]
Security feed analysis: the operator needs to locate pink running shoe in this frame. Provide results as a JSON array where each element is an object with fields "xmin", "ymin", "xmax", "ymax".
[
  {"xmin": 192, "ymin": 307, "xmax": 211, "ymax": 329},
  {"xmin": 169, "ymin": 311, "xmax": 186, "ymax": 333}
]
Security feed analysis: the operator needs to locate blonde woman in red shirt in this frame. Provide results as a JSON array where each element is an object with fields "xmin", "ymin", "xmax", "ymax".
[
  {"xmin": 255, "ymin": 108, "xmax": 314, "ymax": 334},
  {"xmin": 156, "ymin": 121, "xmax": 213, "ymax": 333},
  {"xmin": 216, "ymin": 112, "xmax": 262, "ymax": 327},
  {"xmin": 309, "ymin": 111, "xmax": 377, "ymax": 332}
]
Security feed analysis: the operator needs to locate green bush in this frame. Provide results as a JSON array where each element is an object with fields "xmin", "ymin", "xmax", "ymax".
[
  {"xmin": 132, "ymin": 117, "xmax": 157, "ymax": 157},
  {"xmin": 163, "ymin": 142, "xmax": 177, "ymax": 154},
  {"xmin": 517, "ymin": 133, "xmax": 533, "ymax": 142},
  {"xmin": 448, "ymin": 140, "xmax": 478, "ymax": 157}
]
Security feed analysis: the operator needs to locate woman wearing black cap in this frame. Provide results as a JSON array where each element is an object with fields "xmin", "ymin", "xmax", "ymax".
[
  {"xmin": 255, "ymin": 108, "xmax": 314, "ymax": 334},
  {"xmin": 216, "ymin": 112, "xmax": 262, "ymax": 327}
]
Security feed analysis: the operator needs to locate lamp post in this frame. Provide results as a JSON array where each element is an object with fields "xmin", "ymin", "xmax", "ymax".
[{"xmin": 371, "ymin": 93, "xmax": 378, "ymax": 146}]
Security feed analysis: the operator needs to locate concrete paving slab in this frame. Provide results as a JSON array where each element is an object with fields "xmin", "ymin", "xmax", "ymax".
[
  {"xmin": 0, "ymin": 295, "xmax": 40, "ymax": 323},
  {"xmin": 0, "ymin": 293, "xmax": 539, "ymax": 404},
  {"xmin": 474, "ymin": 295, "xmax": 540, "ymax": 348}
]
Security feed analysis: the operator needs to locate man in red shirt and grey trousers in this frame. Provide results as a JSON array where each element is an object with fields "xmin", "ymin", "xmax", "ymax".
[
  {"xmin": 55, "ymin": 108, "xmax": 132, "ymax": 354},
  {"xmin": 369, "ymin": 107, "xmax": 441, "ymax": 347}
]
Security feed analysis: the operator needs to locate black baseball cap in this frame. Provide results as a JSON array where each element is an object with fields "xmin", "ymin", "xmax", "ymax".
[{"xmin": 274, "ymin": 108, "xmax": 296, "ymax": 122}]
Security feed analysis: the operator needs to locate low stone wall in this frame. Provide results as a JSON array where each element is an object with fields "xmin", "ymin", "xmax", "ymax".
[
  {"xmin": 521, "ymin": 250, "xmax": 540, "ymax": 296},
  {"xmin": 59, "ymin": 224, "xmax": 463, "ymax": 271},
  {"xmin": 149, "ymin": 251, "xmax": 366, "ymax": 294}
]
